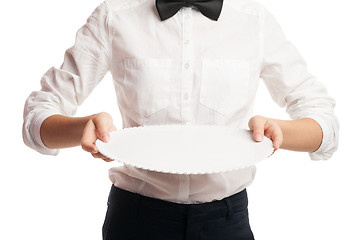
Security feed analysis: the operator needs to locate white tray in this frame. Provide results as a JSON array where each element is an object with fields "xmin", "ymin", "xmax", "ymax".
[{"xmin": 96, "ymin": 124, "xmax": 274, "ymax": 174}]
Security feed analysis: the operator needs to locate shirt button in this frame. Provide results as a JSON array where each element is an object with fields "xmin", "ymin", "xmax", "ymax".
[
  {"xmin": 184, "ymin": 40, "xmax": 190, "ymax": 45},
  {"xmin": 184, "ymin": 63, "xmax": 190, "ymax": 69},
  {"xmin": 184, "ymin": 93, "xmax": 189, "ymax": 100}
]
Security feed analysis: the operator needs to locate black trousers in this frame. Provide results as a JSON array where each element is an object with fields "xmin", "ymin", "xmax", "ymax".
[{"xmin": 102, "ymin": 184, "xmax": 255, "ymax": 240}]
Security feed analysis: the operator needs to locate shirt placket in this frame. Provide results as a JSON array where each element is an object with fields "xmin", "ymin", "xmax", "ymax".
[
  {"xmin": 177, "ymin": 7, "xmax": 193, "ymax": 202},
  {"xmin": 180, "ymin": 7, "xmax": 193, "ymax": 125}
]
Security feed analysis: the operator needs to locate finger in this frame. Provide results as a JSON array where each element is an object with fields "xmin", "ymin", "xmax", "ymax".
[
  {"xmin": 110, "ymin": 125, "xmax": 117, "ymax": 132},
  {"xmin": 249, "ymin": 116, "xmax": 266, "ymax": 142},
  {"xmin": 81, "ymin": 120, "xmax": 99, "ymax": 153},
  {"xmin": 91, "ymin": 152, "xmax": 113, "ymax": 162},
  {"xmin": 102, "ymin": 158, "xmax": 114, "ymax": 162},
  {"xmin": 91, "ymin": 152, "xmax": 104, "ymax": 158},
  {"xmin": 271, "ymin": 128, "xmax": 283, "ymax": 150},
  {"xmin": 269, "ymin": 148, "xmax": 277, "ymax": 156}
]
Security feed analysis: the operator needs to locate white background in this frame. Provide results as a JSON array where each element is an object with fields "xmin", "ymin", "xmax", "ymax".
[{"xmin": 0, "ymin": 0, "xmax": 359, "ymax": 239}]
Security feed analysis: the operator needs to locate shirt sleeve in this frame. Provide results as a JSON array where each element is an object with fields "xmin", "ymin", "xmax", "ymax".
[
  {"xmin": 22, "ymin": 2, "xmax": 112, "ymax": 155},
  {"xmin": 259, "ymin": 7, "xmax": 339, "ymax": 160}
]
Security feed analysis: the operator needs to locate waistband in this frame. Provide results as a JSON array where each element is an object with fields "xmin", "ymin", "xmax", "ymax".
[{"xmin": 107, "ymin": 184, "xmax": 248, "ymax": 223}]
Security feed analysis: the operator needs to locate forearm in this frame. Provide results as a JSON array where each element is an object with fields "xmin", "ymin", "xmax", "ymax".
[
  {"xmin": 267, "ymin": 117, "xmax": 323, "ymax": 153},
  {"xmin": 40, "ymin": 114, "xmax": 95, "ymax": 149}
]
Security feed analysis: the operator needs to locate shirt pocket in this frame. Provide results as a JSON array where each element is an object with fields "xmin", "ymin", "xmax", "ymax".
[
  {"xmin": 122, "ymin": 58, "xmax": 173, "ymax": 118},
  {"xmin": 200, "ymin": 59, "xmax": 250, "ymax": 116}
]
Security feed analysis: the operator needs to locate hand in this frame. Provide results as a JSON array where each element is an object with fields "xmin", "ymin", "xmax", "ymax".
[
  {"xmin": 248, "ymin": 115, "xmax": 283, "ymax": 152},
  {"xmin": 81, "ymin": 112, "xmax": 117, "ymax": 162}
]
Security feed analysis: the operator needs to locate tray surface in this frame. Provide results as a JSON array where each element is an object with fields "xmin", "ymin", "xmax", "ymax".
[{"xmin": 96, "ymin": 124, "xmax": 274, "ymax": 174}]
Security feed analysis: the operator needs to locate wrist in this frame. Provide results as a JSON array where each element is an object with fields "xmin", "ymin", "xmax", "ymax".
[{"xmin": 41, "ymin": 114, "xmax": 97, "ymax": 149}]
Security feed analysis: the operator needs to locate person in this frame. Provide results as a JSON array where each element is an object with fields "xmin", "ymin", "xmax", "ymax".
[{"xmin": 22, "ymin": 0, "xmax": 339, "ymax": 239}]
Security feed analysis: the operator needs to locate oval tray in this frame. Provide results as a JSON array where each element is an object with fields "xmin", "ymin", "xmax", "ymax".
[{"xmin": 96, "ymin": 124, "xmax": 274, "ymax": 174}]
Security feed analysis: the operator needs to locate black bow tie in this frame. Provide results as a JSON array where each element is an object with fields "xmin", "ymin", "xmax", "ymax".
[{"xmin": 156, "ymin": 0, "xmax": 224, "ymax": 21}]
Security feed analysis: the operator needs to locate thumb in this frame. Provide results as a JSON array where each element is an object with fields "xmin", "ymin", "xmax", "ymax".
[
  {"xmin": 249, "ymin": 116, "xmax": 265, "ymax": 142},
  {"xmin": 93, "ymin": 116, "xmax": 112, "ymax": 143},
  {"xmin": 99, "ymin": 131, "xmax": 110, "ymax": 143}
]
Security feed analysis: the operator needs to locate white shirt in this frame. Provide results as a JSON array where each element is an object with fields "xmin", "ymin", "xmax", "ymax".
[{"xmin": 23, "ymin": 0, "xmax": 339, "ymax": 203}]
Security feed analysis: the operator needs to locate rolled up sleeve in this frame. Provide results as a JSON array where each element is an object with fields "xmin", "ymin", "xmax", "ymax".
[
  {"xmin": 22, "ymin": 2, "xmax": 112, "ymax": 155},
  {"xmin": 259, "ymin": 7, "xmax": 339, "ymax": 160}
]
